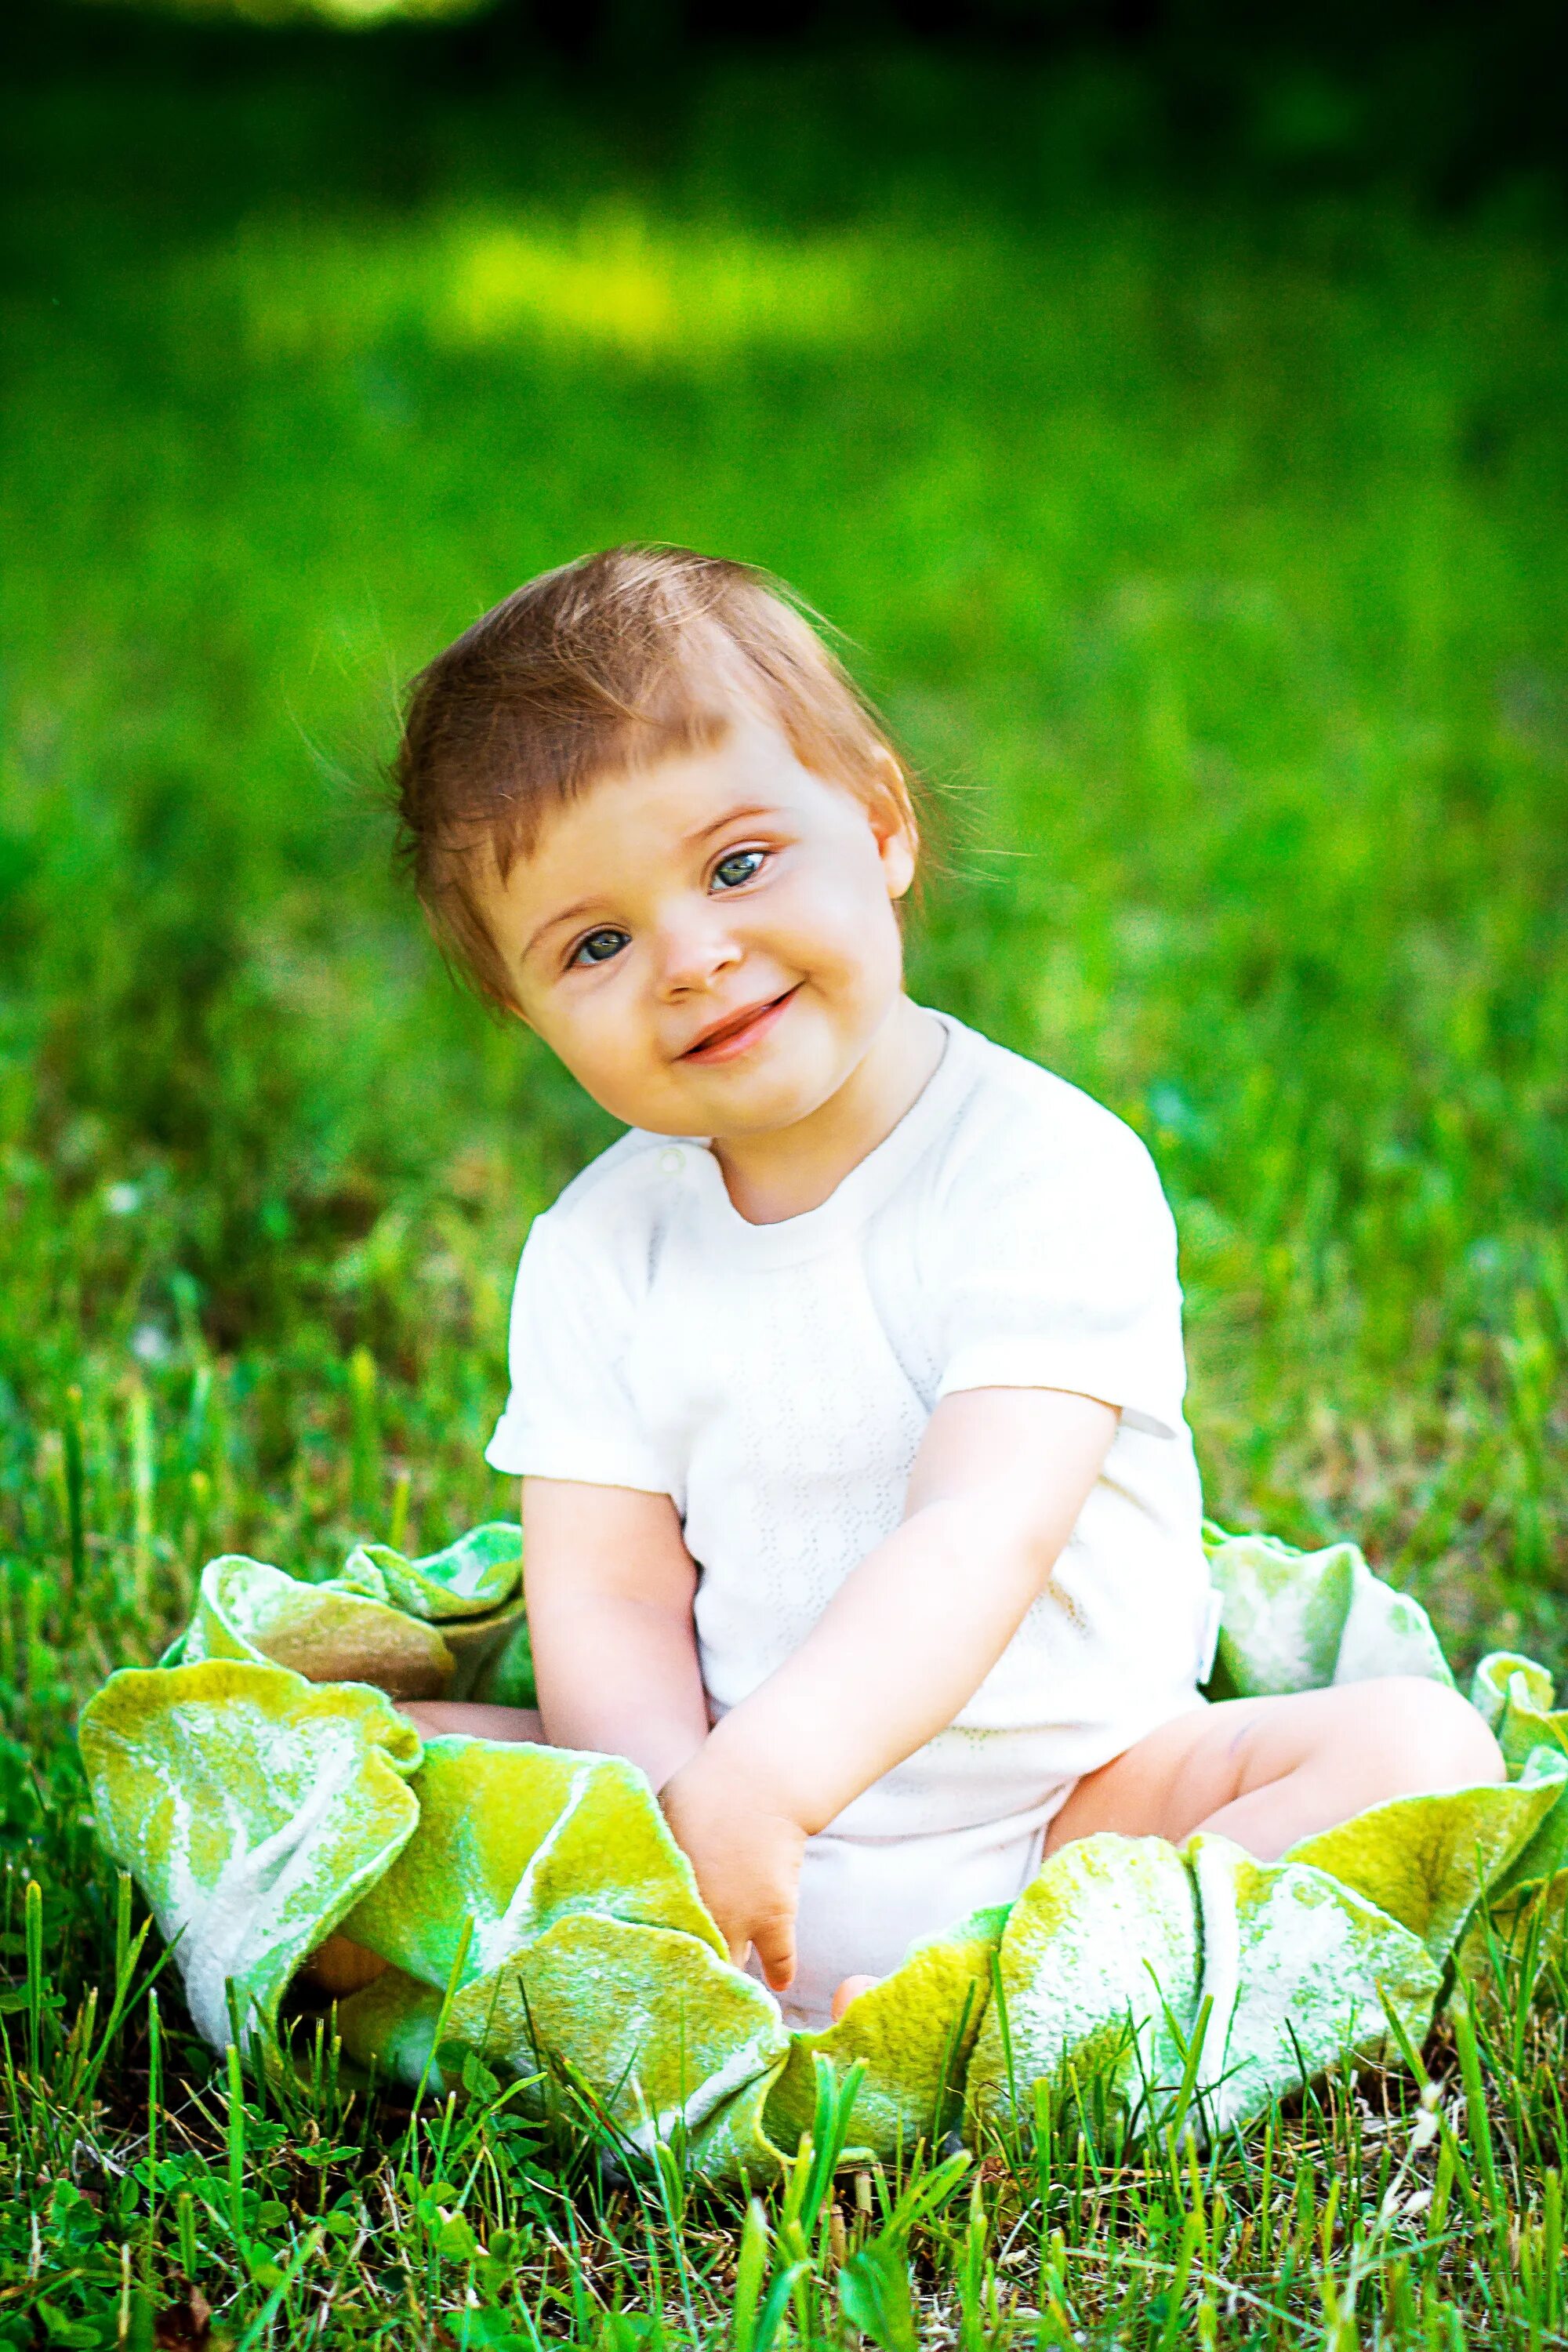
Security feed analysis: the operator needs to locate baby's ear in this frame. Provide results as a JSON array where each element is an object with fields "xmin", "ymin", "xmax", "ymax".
[{"xmin": 868, "ymin": 751, "xmax": 920, "ymax": 898}]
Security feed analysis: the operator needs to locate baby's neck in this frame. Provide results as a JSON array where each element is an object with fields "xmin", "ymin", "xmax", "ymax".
[{"xmin": 711, "ymin": 996, "xmax": 946, "ymax": 1225}]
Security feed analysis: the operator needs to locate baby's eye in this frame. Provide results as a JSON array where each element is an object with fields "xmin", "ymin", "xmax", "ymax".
[
  {"xmin": 712, "ymin": 848, "xmax": 766, "ymax": 891},
  {"xmin": 571, "ymin": 927, "xmax": 629, "ymax": 967}
]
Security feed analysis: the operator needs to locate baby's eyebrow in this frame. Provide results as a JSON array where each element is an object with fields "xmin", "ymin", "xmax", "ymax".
[
  {"xmin": 524, "ymin": 898, "xmax": 604, "ymax": 964},
  {"xmin": 681, "ymin": 802, "xmax": 777, "ymax": 846}
]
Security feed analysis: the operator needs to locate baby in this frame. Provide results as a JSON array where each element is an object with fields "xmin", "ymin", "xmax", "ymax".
[{"xmin": 387, "ymin": 545, "xmax": 1501, "ymax": 2031}]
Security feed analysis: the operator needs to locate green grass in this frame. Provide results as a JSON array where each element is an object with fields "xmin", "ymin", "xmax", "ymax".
[{"xmin": 3, "ymin": 31, "xmax": 1567, "ymax": 2347}]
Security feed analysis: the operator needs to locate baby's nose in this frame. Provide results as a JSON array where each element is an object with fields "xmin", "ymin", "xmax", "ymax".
[{"xmin": 655, "ymin": 913, "xmax": 743, "ymax": 994}]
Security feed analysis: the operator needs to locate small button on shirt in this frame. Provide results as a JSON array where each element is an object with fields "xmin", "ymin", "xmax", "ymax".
[{"xmin": 486, "ymin": 1009, "xmax": 1212, "ymax": 1838}]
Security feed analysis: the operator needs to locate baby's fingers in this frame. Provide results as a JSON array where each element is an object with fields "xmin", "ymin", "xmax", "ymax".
[{"xmin": 750, "ymin": 1905, "xmax": 796, "ymax": 1994}]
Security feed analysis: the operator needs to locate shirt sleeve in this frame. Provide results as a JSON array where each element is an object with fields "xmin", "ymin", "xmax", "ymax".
[
  {"xmin": 484, "ymin": 1203, "xmax": 676, "ymax": 1493},
  {"xmin": 931, "ymin": 1105, "xmax": 1188, "ymax": 1440}
]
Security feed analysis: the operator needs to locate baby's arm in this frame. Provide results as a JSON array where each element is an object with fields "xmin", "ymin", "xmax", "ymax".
[
  {"xmin": 523, "ymin": 1476, "xmax": 710, "ymax": 1793},
  {"xmin": 660, "ymin": 1385, "xmax": 1117, "ymax": 1986}
]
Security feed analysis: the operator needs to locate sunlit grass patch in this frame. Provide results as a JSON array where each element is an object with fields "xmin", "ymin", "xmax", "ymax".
[
  {"xmin": 208, "ymin": 205, "xmax": 927, "ymax": 366},
  {"xmin": 440, "ymin": 211, "xmax": 904, "ymax": 358},
  {"xmin": 81, "ymin": 0, "xmax": 485, "ymax": 25}
]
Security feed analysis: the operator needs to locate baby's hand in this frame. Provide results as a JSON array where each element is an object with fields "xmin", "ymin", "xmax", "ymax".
[{"xmin": 659, "ymin": 1748, "xmax": 806, "ymax": 1991}]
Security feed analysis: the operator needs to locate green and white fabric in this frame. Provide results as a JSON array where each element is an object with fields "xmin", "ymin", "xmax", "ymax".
[{"xmin": 80, "ymin": 1523, "xmax": 1568, "ymax": 2182}]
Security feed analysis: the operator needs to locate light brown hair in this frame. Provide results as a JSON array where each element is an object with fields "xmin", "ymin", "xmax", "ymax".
[{"xmin": 394, "ymin": 545, "xmax": 920, "ymax": 1011}]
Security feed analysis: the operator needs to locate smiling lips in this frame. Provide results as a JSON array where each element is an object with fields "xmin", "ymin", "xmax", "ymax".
[{"xmin": 680, "ymin": 986, "xmax": 800, "ymax": 1065}]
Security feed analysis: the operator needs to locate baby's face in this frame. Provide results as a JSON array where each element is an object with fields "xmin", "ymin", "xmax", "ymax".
[{"xmin": 479, "ymin": 713, "xmax": 916, "ymax": 1138}]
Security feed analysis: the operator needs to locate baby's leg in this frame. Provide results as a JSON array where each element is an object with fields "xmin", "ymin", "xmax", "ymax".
[
  {"xmin": 398, "ymin": 1700, "xmax": 544, "ymax": 1743},
  {"xmin": 805, "ymin": 1682, "xmax": 1503, "ymax": 2024},
  {"xmin": 1046, "ymin": 1677, "xmax": 1504, "ymax": 1860}
]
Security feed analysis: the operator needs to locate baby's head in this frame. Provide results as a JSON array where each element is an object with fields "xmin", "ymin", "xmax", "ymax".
[{"xmin": 395, "ymin": 546, "xmax": 922, "ymax": 1140}]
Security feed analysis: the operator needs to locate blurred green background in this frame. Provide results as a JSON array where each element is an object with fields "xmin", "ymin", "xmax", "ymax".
[{"xmin": 2, "ymin": 0, "xmax": 1565, "ymax": 1698}]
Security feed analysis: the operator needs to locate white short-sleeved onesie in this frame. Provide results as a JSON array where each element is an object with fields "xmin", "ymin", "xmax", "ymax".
[{"xmin": 486, "ymin": 1010, "xmax": 1214, "ymax": 2026}]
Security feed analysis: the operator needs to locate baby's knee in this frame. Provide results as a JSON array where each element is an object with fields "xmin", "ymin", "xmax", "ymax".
[{"xmin": 1361, "ymin": 1675, "xmax": 1505, "ymax": 1790}]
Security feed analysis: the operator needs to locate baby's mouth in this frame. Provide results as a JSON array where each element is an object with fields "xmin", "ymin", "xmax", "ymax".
[{"xmin": 680, "ymin": 986, "xmax": 800, "ymax": 1065}]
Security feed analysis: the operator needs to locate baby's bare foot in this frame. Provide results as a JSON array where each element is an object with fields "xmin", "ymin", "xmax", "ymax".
[{"xmin": 831, "ymin": 1973, "xmax": 878, "ymax": 2022}]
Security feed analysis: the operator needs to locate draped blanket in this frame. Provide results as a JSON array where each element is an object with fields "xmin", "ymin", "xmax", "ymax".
[{"xmin": 78, "ymin": 1524, "xmax": 1568, "ymax": 2181}]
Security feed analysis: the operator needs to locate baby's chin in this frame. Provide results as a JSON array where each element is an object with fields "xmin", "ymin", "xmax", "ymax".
[
  {"xmin": 674, "ymin": 1045, "xmax": 859, "ymax": 1138},
  {"xmin": 568, "ymin": 1068, "xmax": 826, "ymax": 1141},
  {"xmin": 550, "ymin": 1057, "xmax": 779, "ymax": 1137}
]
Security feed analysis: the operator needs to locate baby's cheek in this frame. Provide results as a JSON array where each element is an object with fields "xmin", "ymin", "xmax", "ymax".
[
  {"xmin": 780, "ymin": 869, "xmax": 891, "ymax": 967},
  {"xmin": 551, "ymin": 1025, "xmax": 666, "ymax": 1129}
]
